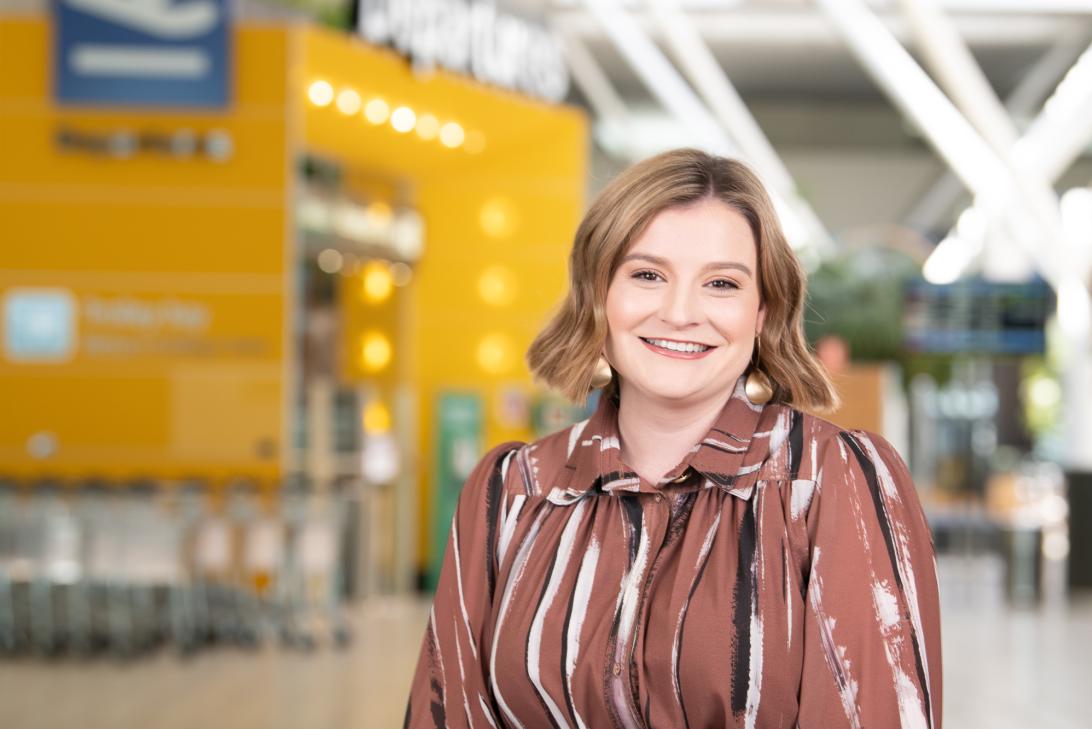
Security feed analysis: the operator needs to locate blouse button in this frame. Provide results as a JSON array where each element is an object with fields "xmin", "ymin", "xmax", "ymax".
[
  {"xmin": 654, "ymin": 494, "xmax": 663, "ymax": 503},
  {"xmin": 670, "ymin": 469, "xmax": 690, "ymax": 483},
  {"xmin": 612, "ymin": 662, "xmax": 622, "ymax": 676}
]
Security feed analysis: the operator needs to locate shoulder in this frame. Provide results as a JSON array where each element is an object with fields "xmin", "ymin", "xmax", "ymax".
[
  {"xmin": 768, "ymin": 404, "xmax": 907, "ymax": 484},
  {"xmin": 486, "ymin": 416, "xmax": 595, "ymax": 499},
  {"xmin": 465, "ymin": 416, "xmax": 583, "ymax": 499},
  {"xmin": 471, "ymin": 439, "xmax": 527, "ymax": 482}
]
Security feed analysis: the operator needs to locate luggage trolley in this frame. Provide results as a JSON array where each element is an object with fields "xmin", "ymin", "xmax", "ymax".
[
  {"xmin": 276, "ymin": 478, "xmax": 352, "ymax": 651},
  {"xmin": 121, "ymin": 480, "xmax": 188, "ymax": 653},
  {"xmin": 0, "ymin": 480, "xmax": 27, "ymax": 654},
  {"xmin": 191, "ymin": 485, "xmax": 238, "ymax": 647},
  {"xmin": 239, "ymin": 482, "xmax": 285, "ymax": 646},
  {"xmin": 27, "ymin": 479, "xmax": 82, "ymax": 656},
  {"xmin": 221, "ymin": 479, "xmax": 264, "ymax": 648},
  {"xmin": 167, "ymin": 480, "xmax": 207, "ymax": 655}
]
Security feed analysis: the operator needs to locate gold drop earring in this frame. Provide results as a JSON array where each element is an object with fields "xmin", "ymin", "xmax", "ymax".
[
  {"xmin": 744, "ymin": 336, "xmax": 773, "ymax": 405},
  {"xmin": 590, "ymin": 354, "xmax": 613, "ymax": 389}
]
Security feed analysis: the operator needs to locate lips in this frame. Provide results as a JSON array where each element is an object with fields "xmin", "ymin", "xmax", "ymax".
[
  {"xmin": 638, "ymin": 336, "xmax": 717, "ymax": 359},
  {"xmin": 639, "ymin": 336, "xmax": 715, "ymax": 351}
]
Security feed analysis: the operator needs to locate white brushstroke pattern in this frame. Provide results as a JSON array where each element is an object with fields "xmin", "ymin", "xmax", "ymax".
[
  {"xmin": 567, "ymin": 418, "xmax": 589, "ymax": 457},
  {"xmin": 489, "ymin": 510, "xmax": 548, "ymax": 729},
  {"xmin": 745, "ymin": 484, "xmax": 765, "ymax": 728},
  {"xmin": 430, "ymin": 606, "xmax": 450, "ymax": 718},
  {"xmin": 766, "ymin": 411, "xmax": 793, "ymax": 466},
  {"xmin": 700, "ymin": 437, "xmax": 747, "ymax": 452},
  {"xmin": 451, "ymin": 518, "xmax": 478, "ymax": 660},
  {"xmin": 790, "ymin": 479, "xmax": 816, "ymax": 521},
  {"xmin": 497, "ymin": 494, "xmax": 526, "ymax": 567},
  {"xmin": 527, "ymin": 502, "xmax": 586, "ymax": 729},
  {"xmin": 478, "ymin": 695, "xmax": 499, "ymax": 729},
  {"xmin": 501, "ymin": 449, "xmax": 516, "ymax": 482},
  {"xmin": 566, "ymin": 538, "xmax": 601, "ymax": 729},
  {"xmin": 452, "ymin": 613, "xmax": 477, "ymax": 728},
  {"xmin": 840, "ymin": 436, "xmax": 929, "ymax": 728},
  {"xmin": 784, "ymin": 543, "xmax": 793, "ymax": 648},
  {"xmin": 671, "ymin": 512, "xmax": 721, "ymax": 713},
  {"xmin": 806, "ymin": 548, "xmax": 862, "ymax": 728},
  {"xmin": 872, "ymin": 580, "xmax": 900, "ymax": 629},
  {"xmin": 857, "ymin": 434, "xmax": 935, "ymax": 729},
  {"xmin": 604, "ymin": 476, "xmax": 642, "ymax": 492},
  {"xmin": 609, "ymin": 511, "xmax": 651, "ymax": 729}
]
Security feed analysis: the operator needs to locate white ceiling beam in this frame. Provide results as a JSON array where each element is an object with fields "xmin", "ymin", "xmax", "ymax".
[
  {"xmin": 560, "ymin": 33, "xmax": 631, "ymax": 123},
  {"xmin": 813, "ymin": 0, "xmax": 1013, "ymax": 204},
  {"xmin": 1015, "ymin": 41, "xmax": 1092, "ymax": 182},
  {"xmin": 907, "ymin": 37, "xmax": 1092, "ymax": 249},
  {"xmin": 580, "ymin": 0, "xmax": 730, "ymax": 154},
  {"xmin": 559, "ymin": 31, "xmax": 644, "ymax": 160},
  {"xmin": 903, "ymin": 23, "xmax": 1092, "ymax": 231},
  {"xmin": 879, "ymin": 0, "xmax": 1092, "ymax": 12},
  {"xmin": 898, "ymin": 0, "xmax": 1063, "ymax": 284},
  {"xmin": 899, "ymin": 0, "xmax": 1020, "ymax": 151},
  {"xmin": 579, "ymin": 0, "xmax": 831, "ymax": 251},
  {"xmin": 648, "ymin": 0, "xmax": 835, "ymax": 254},
  {"xmin": 551, "ymin": 0, "xmax": 1092, "ymax": 13},
  {"xmin": 552, "ymin": 10, "xmax": 1069, "ymax": 46}
]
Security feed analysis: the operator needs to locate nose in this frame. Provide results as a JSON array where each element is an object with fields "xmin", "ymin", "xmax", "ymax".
[{"xmin": 658, "ymin": 281, "xmax": 700, "ymax": 329}]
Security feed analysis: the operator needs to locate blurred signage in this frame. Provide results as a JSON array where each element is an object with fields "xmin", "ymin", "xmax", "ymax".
[
  {"xmin": 356, "ymin": 0, "xmax": 569, "ymax": 103},
  {"xmin": 1, "ymin": 289, "xmax": 276, "ymax": 364},
  {"xmin": 2, "ymin": 288, "xmax": 77, "ymax": 363},
  {"xmin": 428, "ymin": 392, "xmax": 483, "ymax": 590},
  {"xmin": 903, "ymin": 278, "xmax": 1055, "ymax": 355},
  {"xmin": 55, "ymin": 126, "xmax": 235, "ymax": 160},
  {"xmin": 54, "ymin": 0, "xmax": 232, "ymax": 107}
]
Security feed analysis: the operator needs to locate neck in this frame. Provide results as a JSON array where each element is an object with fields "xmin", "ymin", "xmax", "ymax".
[{"xmin": 614, "ymin": 380, "xmax": 730, "ymax": 484}]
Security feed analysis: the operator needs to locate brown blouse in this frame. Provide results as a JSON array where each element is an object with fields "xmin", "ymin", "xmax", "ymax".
[{"xmin": 405, "ymin": 377, "xmax": 942, "ymax": 728}]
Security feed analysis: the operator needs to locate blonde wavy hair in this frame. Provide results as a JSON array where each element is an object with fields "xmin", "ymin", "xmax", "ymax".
[{"xmin": 526, "ymin": 148, "xmax": 838, "ymax": 413}]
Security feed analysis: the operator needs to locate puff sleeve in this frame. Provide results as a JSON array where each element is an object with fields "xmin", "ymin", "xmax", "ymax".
[
  {"xmin": 403, "ymin": 441, "xmax": 524, "ymax": 729},
  {"xmin": 798, "ymin": 430, "xmax": 943, "ymax": 729}
]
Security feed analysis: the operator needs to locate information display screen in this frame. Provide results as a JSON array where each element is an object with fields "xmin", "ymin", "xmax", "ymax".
[{"xmin": 903, "ymin": 278, "xmax": 1054, "ymax": 355}]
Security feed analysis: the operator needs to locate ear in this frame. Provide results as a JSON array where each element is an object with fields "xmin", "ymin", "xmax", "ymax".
[{"xmin": 756, "ymin": 302, "xmax": 767, "ymax": 337}]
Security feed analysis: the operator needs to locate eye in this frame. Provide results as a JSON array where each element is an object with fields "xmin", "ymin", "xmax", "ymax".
[
  {"xmin": 708, "ymin": 278, "xmax": 740, "ymax": 290},
  {"xmin": 631, "ymin": 269, "xmax": 663, "ymax": 282}
]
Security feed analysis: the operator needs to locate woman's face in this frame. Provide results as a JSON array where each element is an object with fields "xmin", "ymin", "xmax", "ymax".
[{"xmin": 604, "ymin": 198, "xmax": 765, "ymax": 406}]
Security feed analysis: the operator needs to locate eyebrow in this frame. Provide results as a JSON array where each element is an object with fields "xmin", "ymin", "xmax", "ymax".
[{"xmin": 621, "ymin": 253, "xmax": 753, "ymax": 277}]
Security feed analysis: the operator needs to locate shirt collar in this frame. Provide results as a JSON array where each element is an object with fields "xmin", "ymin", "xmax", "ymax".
[{"xmin": 548, "ymin": 375, "xmax": 772, "ymax": 505}]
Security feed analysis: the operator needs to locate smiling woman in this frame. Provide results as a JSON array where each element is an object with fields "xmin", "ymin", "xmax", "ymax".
[
  {"xmin": 404, "ymin": 149, "xmax": 943, "ymax": 729},
  {"xmin": 526, "ymin": 148, "xmax": 837, "ymax": 417}
]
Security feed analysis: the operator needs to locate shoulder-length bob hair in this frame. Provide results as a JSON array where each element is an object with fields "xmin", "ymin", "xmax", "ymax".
[{"xmin": 526, "ymin": 148, "xmax": 839, "ymax": 413}]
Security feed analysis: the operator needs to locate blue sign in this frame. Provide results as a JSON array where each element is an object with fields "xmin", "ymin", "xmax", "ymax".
[{"xmin": 54, "ymin": 0, "xmax": 231, "ymax": 108}]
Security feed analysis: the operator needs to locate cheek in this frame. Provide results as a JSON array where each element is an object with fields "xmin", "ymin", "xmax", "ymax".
[
  {"xmin": 605, "ymin": 283, "xmax": 650, "ymax": 332},
  {"xmin": 710, "ymin": 297, "xmax": 762, "ymax": 334}
]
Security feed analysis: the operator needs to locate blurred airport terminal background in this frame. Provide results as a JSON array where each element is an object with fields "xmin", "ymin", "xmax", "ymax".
[{"xmin": 1, "ymin": 0, "xmax": 1091, "ymax": 726}]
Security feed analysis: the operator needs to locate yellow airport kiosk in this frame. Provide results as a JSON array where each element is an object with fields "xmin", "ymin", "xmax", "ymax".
[{"xmin": 0, "ymin": 5, "xmax": 587, "ymax": 593}]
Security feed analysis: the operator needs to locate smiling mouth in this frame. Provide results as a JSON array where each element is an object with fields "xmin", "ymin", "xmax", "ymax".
[{"xmin": 639, "ymin": 337, "xmax": 715, "ymax": 354}]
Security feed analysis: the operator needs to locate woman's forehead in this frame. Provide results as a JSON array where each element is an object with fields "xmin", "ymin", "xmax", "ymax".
[{"xmin": 626, "ymin": 201, "xmax": 756, "ymax": 268}]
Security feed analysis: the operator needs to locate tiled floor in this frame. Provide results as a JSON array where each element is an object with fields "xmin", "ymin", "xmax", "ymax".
[
  {"xmin": 938, "ymin": 554, "xmax": 1092, "ymax": 729},
  {"xmin": 1, "ymin": 555, "xmax": 1090, "ymax": 728}
]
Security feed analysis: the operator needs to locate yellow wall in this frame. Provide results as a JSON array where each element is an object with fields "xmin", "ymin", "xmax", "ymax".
[
  {"xmin": 0, "ymin": 18, "xmax": 293, "ymax": 482},
  {"xmin": 0, "ymin": 18, "xmax": 587, "ymax": 573},
  {"xmin": 299, "ymin": 28, "xmax": 589, "ymax": 565}
]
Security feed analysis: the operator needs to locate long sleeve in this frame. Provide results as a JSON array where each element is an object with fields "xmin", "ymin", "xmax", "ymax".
[
  {"xmin": 798, "ymin": 429, "xmax": 943, "ymax": 729},
  {"xmin": 404, "ymin": 440, "xmax": 524, "ymax": 729}
]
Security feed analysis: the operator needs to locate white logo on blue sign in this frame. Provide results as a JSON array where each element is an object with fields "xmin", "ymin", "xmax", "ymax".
[{"xmin": 55, "ymin": 0, "xmax": 231, "ymax": 107}]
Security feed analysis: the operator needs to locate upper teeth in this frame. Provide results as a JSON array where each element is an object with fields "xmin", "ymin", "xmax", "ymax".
[{"xmin": 645, "ymin": 338, "xmax": 710, "ymax": 353}]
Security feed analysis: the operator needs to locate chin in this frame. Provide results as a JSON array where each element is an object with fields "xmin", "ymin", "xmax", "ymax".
[{"xmin": 631, "ymin": 378, "xmax": 707, "ymax": 403}]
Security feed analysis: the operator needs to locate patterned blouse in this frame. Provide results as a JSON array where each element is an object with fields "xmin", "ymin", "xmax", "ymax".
[{"xmin": 405, "ymin": 376, "xmax": 942, "ymax": 728}]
